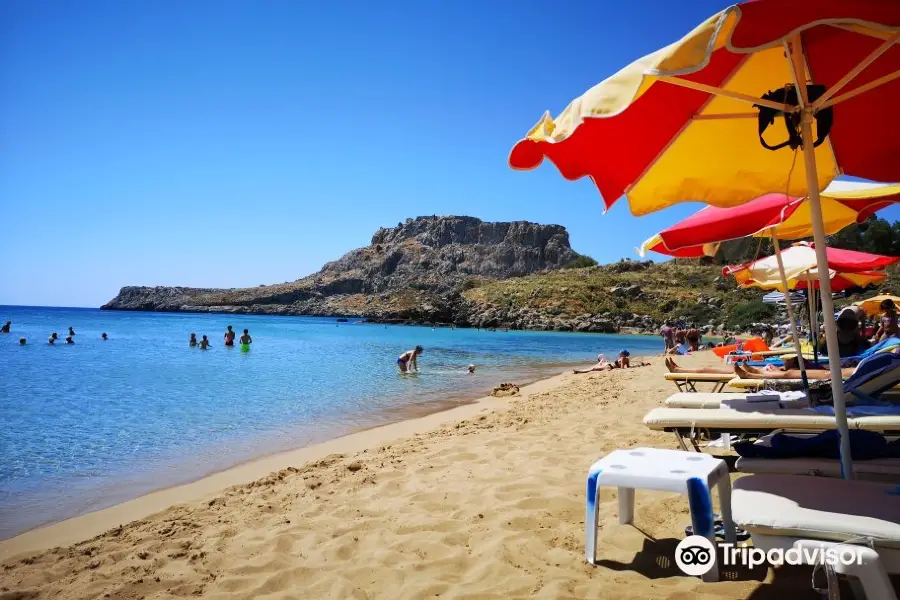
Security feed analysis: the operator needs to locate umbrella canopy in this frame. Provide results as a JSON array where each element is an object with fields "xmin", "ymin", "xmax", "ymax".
[
  {"xmin": 724, "ymin": 243, "xmax": 898, "ymax": 290},
  {"xmin": 854, "ymin": 294, "xmax": 900, "ymax": 316},
  {"xmin": 508, "ymin": 1, "xmax": 900, "ymax": 216},
  {"xmin": 638, "ymin": 181, "xmax": 900, "ymax": 258},
  {"xmin": 737, "ymin": 269, "xmax": 886, "ymax": 292}
]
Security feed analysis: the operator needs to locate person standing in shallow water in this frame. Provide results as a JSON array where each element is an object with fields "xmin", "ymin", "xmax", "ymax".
[
  {"xmin": 224, "ymin": 325, "xmax": 236, "ymax": 347},
  {"xmin": 101, "ymin": 333, "xmax": 108, "ymax": 340},
  {"xmin": 200, "ymin": 335, "xmax": 211, "ymax": 350},
  {"xmin": 1, "ymin": 321, "xmax": 10, "ymax": 333},
  {"xmin": 239, "ymin": 329, "xmax": 252, "ymax": 346},
  {"xmin": 48, "ymin": 332, "xmax": 58, "ymax": 345},
  {"xmin": 189, "ymin": 333, "xmax": 198, "ymax": 347},
  {"xmin": 397, "ymin": 345, "xmax": 423, "ymax": 373},
  {"xmin": 68, "ymin": 327, "xmax": 75, "ymax": 337}
]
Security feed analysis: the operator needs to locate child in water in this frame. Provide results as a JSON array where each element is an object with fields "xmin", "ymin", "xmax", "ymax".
[
  {"xmin": 1, "ymin": 321, "xmax": 10, "ymax": 333},
  {"xmin": 48, "ymin": 332, "xmax": 58, "ymax": 345},
  {"xmin": 68, "ymin": 327, "xmax": 75, "ymax": 337},
  {"xmin": 19, "ymin": 338, "xmax": 25, "ymax": 345},
  {"xmin": 239, "ymin": 329, "xmax": 252, "ymax": 346},
  {"xmin": 189, "ymin": 333, "xmax": 198, "ymax": 347},
  {"xmin": 467, "ymin": 364, "xmax": 476, "ymax": 374},
  {"xmin": 65, "ymin": 336, "xmax": 74, "ymax": 344},
  {"xmin": 397, "ymin": 345, "xmax": 423, "ymax": 373},
  {"xmin": 224, "ymin": 325, "xmax": 236, "ymax": 347},
  {"xmin": 200, "ymin": 335, "xmax": 211, "ymax": 349},
  {"xmin": 101, "ymin": 333, "xmax": 108, "ymax": 340}
]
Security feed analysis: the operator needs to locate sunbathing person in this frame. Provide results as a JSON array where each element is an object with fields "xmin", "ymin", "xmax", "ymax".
[
  {"xmin": 734, "ymin": 363, "xmax": 855, "ymax": 380},
  {"xmin": 575, "ymin": 351, "xmax": 649, "ymax": 374},
  {"xmin": 665, "ymin": 357, "xmax": 851, "ymax": 379}
]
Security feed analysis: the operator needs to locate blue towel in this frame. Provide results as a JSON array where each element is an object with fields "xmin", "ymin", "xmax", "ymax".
[
  {"xmin": 814, "ymin": 404, "xmax": 900, "ymax": 416},
  {"xmin": 733, "ymin": 430, "xmax": 900, "ymax": 460}
]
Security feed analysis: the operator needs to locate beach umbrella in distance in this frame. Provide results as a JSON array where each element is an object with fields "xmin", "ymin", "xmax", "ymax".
[
  {"xmin": 635, "ymin": 180, "xmax": 900, "ymax": 376},
  {"xmin": 724, "ymin": 243, "xmax": 899, "ymax": 289},
  {"xmin": 509, "ymin": 0, "xmax": 900, "ymax": 479},
  {"xmin": 854, "ymin": 294, "xmax": 900, "ymax": 317},
  {"xmin": 637, "ymin": 181, "xmax": 900, "ymax": 259}
]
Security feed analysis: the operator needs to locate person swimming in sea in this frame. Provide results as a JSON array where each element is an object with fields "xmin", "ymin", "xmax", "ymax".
[
  {"xmin": 19, "ymin": 338, "xmax": 26, "ymax": 345},
  {"xmin": 1, "ymin": 321, "xmax": 11, "ymax": 333},
  {"xmin": 189, "ymin": 333, "xmax": 198, "ymax": 347},
  {"xmin": 68, "ymin": 327, "xmax": 75, "ymax": 337},
  {"xmin": 397, "ymin": 345, "xmax": 423, "ymax": 373},
  {"xmin": 101, "ymin": 332, "xmax": 108, "ymax": 340},
  {"xmin": 467, "ymin": 364, "xmax": 476, "ymax": 374},
  {"xmin": 48, "ymin": 332, "xmax": 58, "ymax": 345},
  {"xmin": 65, "ymin": 335, "xmax": 74, "ymax": 344},
  {"xmin": 224, "ymin": 325, "xmax": 236, "ymax": 347},
  {"xmin": 239, "ymin": 329, "xmax": 252, "ymax": 346},
  {"xmin": 200, "ymin": 335, "xmax": 211, "ymax": 350}
]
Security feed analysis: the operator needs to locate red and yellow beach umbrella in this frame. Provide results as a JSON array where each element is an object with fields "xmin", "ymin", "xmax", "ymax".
[
  {"xmin": 509, "ymin": 1, "xmax": 900, "ymax": 216},
  {"xmin": 638, "ymin": 181, "xmax": 900, "ymax": 258},
  {"xmin": 509, "ymin": 0, "xmax": 900, "ymax": 480}
]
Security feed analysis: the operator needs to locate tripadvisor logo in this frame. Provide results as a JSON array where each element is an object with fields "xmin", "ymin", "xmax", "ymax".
[
  {"xmin": 675, "ymin": 535, "xmax": 716, "ymax": 576},
  {"xmin": 675, "ymin": 535, "xmax": 864, "ymax": 576}
]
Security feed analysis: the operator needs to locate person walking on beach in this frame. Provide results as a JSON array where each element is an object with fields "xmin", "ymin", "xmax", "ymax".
[
  {"xmin": 659, "ymin": 321, "xmax": 674, "ymax": 352},
  {"xmin": 397, "ymin": 345, "xmax": 423, "ymax": 373},
  {"xmin": 224, "ymin": 325, "xmax": 236, "ymax": 347},
  {"xmin": 239, "ymin": 329, "xmax": 252, "ymax": 346},
  {"xmin": 48, "ymin": 332, "xmax": 58, "ymax": 345},
  {"xmin": 1, "ymin": 321, "xmax": 10, "ymax": 333},
  {"xmin": 200, "ymin": 335, "xmax": 211, "ymax": 350}
]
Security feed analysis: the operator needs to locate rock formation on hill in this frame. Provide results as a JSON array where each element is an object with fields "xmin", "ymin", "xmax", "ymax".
[{"xmin": 102, "ymin": 216, "xmax": 584, "ymax": 324}]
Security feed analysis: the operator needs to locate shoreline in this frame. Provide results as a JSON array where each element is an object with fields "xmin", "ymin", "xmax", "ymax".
[
  {"xmin": 4, "ymin": 351, "xmax": 809, "ymax": 599},
  {"xmin": 0, "ymin": 367, "xmax": 578, "ymax": 559}
]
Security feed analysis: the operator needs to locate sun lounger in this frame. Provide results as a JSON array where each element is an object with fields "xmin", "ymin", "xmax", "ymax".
[
  {"xmin": 664, "ymin": 372, "xmax": 734, "ymax": 393},
  {"xmin": 735, "ymin": 456, "xmax": 900, "ymax": 482},
  {"xmin": 665, "ymin": 391, "xmax": 900, "ymax": 410},
  {"xmin": 643, "ymin": 407, "xmax": 900, "ymax": 451},
  {"xmin": 733, "ymin": 474, "xmax": 900, "ymax": 600},
  {"xmin": 665, "ymin": 392, "xmax": 745, "ymax": 408}
]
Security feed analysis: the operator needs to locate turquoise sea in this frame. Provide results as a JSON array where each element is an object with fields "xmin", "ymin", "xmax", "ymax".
[{"xmin": 0, "ymin": 305, "xmax": 661, "ymax": 539}]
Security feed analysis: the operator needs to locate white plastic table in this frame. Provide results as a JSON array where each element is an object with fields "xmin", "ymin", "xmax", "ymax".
[{"xmin": 585, "ymin": 447, "xmax": 736, "ymax": 582}]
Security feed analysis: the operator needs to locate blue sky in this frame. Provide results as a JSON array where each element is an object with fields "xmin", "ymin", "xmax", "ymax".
[{"xmin": 3, "ymin": 0, "xmax": 898, "ymax": 307}]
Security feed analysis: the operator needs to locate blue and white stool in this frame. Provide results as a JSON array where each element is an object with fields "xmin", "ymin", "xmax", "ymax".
[{"xmin": 585, "ymin": 447, "xmax": 736, "ymax": 582}]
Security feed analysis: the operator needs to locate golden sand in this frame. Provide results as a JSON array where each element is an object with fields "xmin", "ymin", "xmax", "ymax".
[{"xmin": 1, "ymin": 353, "xmax": 818, "ymax": 599}]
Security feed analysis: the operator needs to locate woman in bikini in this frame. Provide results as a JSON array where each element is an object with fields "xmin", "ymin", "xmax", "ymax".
[
  {"xmin": 397, "ymin": 345, "xmax": 423, "ymax": 373},
  {"xmin": 872, "ymin": 299, "xmax": 900, "ymax": 343}
]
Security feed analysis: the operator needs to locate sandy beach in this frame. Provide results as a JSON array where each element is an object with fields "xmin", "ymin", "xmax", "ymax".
[{"xmin": 1, "ymin": 352, "xmax": 818, "ymax": 599}]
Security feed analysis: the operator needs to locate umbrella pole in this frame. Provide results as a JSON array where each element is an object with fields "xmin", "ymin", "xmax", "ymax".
[
  {"xmin": 770, "ymin": 229, "xmax": 808, "ymax": 390},
  {"xmin": 808, "ymin": 284, "xmax": 818, "ymax": 364},
  {"xmin": 798, "ymin": 110, "xmax": 854, "ymax": 480}
]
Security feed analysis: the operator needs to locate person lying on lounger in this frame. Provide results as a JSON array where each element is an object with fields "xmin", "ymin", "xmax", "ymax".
[
  {"xmin": 733, "ymin": 363, "xmax": 856, "ymax": 380},
  {"xmin": 664, "ymin": 357, "xmax": 852, "ymax": 379}
]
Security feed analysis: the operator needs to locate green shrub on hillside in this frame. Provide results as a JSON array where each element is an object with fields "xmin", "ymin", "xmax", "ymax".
[
  {"xmin": 563, "ymin": 255, "xmax": 598, "ymax": 269},
  {"xmin": 678, "ymin": 303, "xmax": 716, "ymax": 326},
  {"xmin": 726, "ymin": 299, "xmax": 775, "ymax": 331}
]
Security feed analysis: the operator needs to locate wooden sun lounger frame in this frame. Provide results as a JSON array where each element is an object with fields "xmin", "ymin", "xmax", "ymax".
[{"xmin": 664, "ymin": 372, "xmax": 733, "ymax": 393}]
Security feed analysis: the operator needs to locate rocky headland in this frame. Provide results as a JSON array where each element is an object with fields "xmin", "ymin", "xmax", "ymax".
[{"xmin": 103, "ymin": 215, "xmax": 765, "ymax": 333}]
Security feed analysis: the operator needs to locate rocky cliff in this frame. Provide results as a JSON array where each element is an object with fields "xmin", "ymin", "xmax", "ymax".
[{"xmin": 102, "ymin": 216, "xmax": 584, "ymax": 322}]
